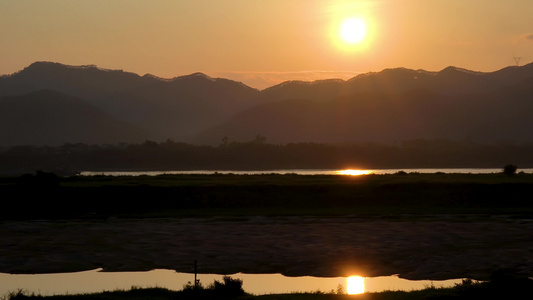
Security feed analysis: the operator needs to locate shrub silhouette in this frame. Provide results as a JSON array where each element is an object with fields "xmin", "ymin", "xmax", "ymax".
[
  {"xmin": 17, "ymin": 170, "xmax": 60, "ymax": 188},
  {"xmin": 180, "ymin": 276, "xmax": 244, "ymax": 299},
  {"xmin": 503, "ymin": 164, "xmax": 517, "ymax": 176},
  {"xmin": 212, "ymin": 276, "xmax": 244, "ymax": 298}
]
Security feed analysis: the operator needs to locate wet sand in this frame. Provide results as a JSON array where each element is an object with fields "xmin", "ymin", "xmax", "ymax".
[{"xmin": 2, "ymin": 215, "xmax": 532, "ymax": 281}]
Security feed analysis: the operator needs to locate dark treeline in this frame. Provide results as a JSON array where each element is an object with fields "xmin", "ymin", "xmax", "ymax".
[{"xmin": 1, "ymin": 138, "xmax": 533, "ymax": 175}]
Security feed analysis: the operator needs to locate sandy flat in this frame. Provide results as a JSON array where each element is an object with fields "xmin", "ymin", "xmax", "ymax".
[{"xmin": 1, "ymin": 215, "xmax": 532, "ymax": 281}]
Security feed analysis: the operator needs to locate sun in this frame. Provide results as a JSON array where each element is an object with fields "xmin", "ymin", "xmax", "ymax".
[{"xmin": 339, "ymin": 17, "xmax": 367, "ymax": 44}]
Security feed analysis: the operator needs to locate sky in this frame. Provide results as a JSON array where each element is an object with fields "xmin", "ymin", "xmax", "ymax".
[{"xmin": 1, "ymin": 0, "xmax": 533, "ymax": 90}]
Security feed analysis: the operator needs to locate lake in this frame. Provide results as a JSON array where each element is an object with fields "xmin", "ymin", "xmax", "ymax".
[{"xmin": 0, "ymin": 269, "xmax": 465, "ymax": 296}]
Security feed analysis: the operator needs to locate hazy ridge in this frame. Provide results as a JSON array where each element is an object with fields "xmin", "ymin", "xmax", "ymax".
[{"xmin": 1, "ymin": 61, "xmax": 533, "ymax": 146}]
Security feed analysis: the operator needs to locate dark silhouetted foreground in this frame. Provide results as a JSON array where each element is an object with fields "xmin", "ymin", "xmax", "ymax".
[{"xmin": 2, "ymin": 172, "xmax": 533, "ymax": 220}]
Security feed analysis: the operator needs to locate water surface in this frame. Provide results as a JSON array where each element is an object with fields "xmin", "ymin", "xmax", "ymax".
[
  {"xmin": 81, "ymin": 168, "xmax": 533, "ymax": 176},
  {"xmin": 0, "ymin": 269, "xmax": 464, "ymax": 296}
]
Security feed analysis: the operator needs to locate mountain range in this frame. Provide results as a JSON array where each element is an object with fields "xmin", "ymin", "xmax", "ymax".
[{"xmin": 1, "ymin": 61, "xmax": 532, "ymax": 146}]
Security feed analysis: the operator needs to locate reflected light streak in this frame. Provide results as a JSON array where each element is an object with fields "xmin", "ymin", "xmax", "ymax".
[
  {"xmin": 347, "ymin": 276, "xmax": 365, "ymax": 294},
  {"xmin": 337, "ymin": 169, "xmax": 373, "ymax": 176}
]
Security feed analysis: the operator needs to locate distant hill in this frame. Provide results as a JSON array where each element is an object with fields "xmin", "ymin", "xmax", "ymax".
[
  {"xmin": 194, "ymin": 64, "xmax": 533, "ymax": 144},
  {"xmin": 257, "ymin": 64, "xmax": 533, "ymax": 103},
  {"xmin": 0, "ymin": 62, "xmax": 262, "ymax": 144},
  {"xmin": 2, "ymin": 61, "xmax": 533, "ymax": 146},
  {"xmin": 0, "ymin": 89, "xmax": 147, "ymax": 146}
]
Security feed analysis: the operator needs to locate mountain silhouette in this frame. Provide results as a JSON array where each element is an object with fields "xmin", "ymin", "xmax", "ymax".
[
  {"xmin": 0, "ymin": 89, "xmax": 148, "ymax": 146},
  {"xmin": 0, "ymin": 62, "xmax": 262, "ymax": 143},
  {"xmin": 258, "ymin": 64, "xmax": 533, "ymax": 103},
  {"xmin": 1, "ymin": 61, "xmax": 533, "ymax": 146},
  {"xmin": 194, "ymin": 63, "xmax": 533, "ymax": 144}
]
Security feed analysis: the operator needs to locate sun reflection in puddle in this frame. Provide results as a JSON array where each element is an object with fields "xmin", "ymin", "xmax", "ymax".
[
  {"xmin": 0, "ymin": 270, "xmax": 465, "ymax": 296},
  {"xmin": 347, "ymin": 276, "xmax": 365, "ymax": 294}
]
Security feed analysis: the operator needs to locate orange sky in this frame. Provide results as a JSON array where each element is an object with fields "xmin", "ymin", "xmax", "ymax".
[{"xmin": 1, "ymin": 0, "xmax": 532, "ymax": 89}]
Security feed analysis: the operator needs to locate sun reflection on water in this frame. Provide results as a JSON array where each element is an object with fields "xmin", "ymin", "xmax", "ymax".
[
  {"xmin": 347, "ymin": 276, "xmax": 365, "ymax": 294},
  {"xmin": 337, "ymin": 169, "xmax": 373, "ymax": 176},
  {"xmin": 0, "ymin": 269, "xmax": 467, "ymax": 296}
]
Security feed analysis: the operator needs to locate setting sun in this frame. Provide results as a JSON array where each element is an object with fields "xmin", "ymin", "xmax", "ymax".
[
  {"xmin": 347, "ymin": 276, "xmax": 365, "ymax": 294},
  {"xmin": 340, "ymin": 17, "xmax": 367, "ymax": 44}
]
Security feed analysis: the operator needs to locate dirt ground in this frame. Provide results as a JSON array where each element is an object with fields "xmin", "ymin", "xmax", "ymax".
[{"xmin": 2, "ymin": 215, "xmax": 533, "ymax": 281}]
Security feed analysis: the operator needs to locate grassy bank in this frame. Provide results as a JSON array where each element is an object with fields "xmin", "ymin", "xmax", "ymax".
[{"xmin": 2, "ymin": 172, "xmax": 533, "ymax": 219}]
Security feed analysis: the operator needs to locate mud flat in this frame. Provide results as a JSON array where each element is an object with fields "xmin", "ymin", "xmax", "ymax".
[{"xmin": 2, "ymin": 215, "xmax": 532, "ymax": 281}]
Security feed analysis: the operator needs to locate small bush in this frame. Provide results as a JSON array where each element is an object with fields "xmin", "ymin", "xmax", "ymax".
[
  {"xmin": 5, "ymin": 289, "xmax": 33, "ymax": 300},
  {"xmin": 335, "ymin": 283, "xmax": 345, "ymax": 294},
  {"xmin": 503, "ymin": 164, "xmax": 518, "ymax": 176},
  {"xmin": 212, "ymin": 276, "xmax": 244, "ymax": 298},
  {"xmin": 180, "ymin": 276, "xmax": 244, "ymax": 299}
]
